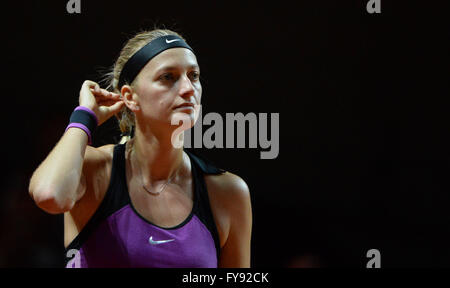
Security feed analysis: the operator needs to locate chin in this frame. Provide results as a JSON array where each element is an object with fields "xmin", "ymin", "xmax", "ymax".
[{"xmin": 171, "ymin": 112, "xmax": 197, "ymax": 130}]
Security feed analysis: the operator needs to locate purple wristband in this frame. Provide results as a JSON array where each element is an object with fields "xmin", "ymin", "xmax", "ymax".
[
  {"xmin": 74, "ymin": 106, "xmax": 99, "ymax": 126},
  {"xmin": 65, "ymin": 123, "xmax": 93, "ymax": 145}
]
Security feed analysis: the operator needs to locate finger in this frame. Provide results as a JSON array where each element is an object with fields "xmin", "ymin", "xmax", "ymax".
[
  {"xmin": 82, "ymin": 83, "xmax": 98, "ymax": 98},
  {"xmin": 110, "ymin": 100, "xmax": 125, "ymax": 111},
  {"xmin": 98, "ymin": 96, "xmax": 124, "ymax": 104},
  {"xmin": 107, "ymin": 91, "xmax": 121, "ymax": 99},
  {"xmin": 100, "ymin": 100, "xmax": 124, "ymax": 115},
  {"xmin": 83, "ymin": 80, "xmax": 99, "ymax": 91},
  {"xmin": 98, "ymin": 88, "xmax": 112, "ymax": 97},
  {"xmin": 98, "ymin": 99, "xmax": 121, "ymax": 106},
  {"xmin": 90, "ymin": 88, "xmax": 120, "ymax": 99},
  {"xmin": 89, "ymin": 87, "xmax": 105, "ymax": 95}
]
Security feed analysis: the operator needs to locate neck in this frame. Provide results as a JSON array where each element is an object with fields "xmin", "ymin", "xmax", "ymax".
[{"xmin": 129, "ymin": 122, "xmax": 184, "ymax": 182}]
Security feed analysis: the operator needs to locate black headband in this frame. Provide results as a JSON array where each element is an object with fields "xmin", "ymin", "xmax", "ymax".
[{"xmin": 118, "ymin": 35, "xmax": 194, "ymax": 88}]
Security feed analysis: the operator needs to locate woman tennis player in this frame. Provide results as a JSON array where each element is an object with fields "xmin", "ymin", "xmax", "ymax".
[{"xmin": 28, "ymin": 29, "xmax": 252, "ymax": 268}]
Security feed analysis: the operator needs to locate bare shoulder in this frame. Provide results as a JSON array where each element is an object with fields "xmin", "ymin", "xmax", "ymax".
[
  {"xmin": 204, "ymin": 172, "xmax": 252, "ymax": 263},
  {"xmin": 204, "ymin": 172, "xmax": 252, "ymax": 245},
  {"xmin": 205, "ymin": 172, "xmax": 251, "ymax": 201}
]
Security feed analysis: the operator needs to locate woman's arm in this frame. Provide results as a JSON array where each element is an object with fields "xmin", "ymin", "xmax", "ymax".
[
  {"xmin": 217, "ymin": 173, "xmax": 253, "ymax": 268},
  {"xmin": 29, "ymin": 127, "xmax": 89, "ymax": 214},
  {"xmin": 28, "ymin": 80, "xmax": 123, "ymax": 214}
]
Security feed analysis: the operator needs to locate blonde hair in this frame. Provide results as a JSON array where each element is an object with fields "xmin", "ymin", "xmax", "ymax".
[{"xmin": 102, "ymin": 28, "xmax": 188, "ymax": 144}]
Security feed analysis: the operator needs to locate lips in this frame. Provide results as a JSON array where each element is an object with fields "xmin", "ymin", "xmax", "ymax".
[{"xmin": 174, "ymin": 102, "xmax": 195, "ymax": 109}]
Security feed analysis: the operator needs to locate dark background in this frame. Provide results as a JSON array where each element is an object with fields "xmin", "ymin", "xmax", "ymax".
[{"xmin": 1, "ymin": 0, "xmax": 449, "ymax": 267}]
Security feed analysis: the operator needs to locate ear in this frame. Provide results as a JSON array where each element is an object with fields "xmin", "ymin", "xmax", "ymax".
[{"xmin": 120, "ymin": 85, "xmax": 140, "ymax": 112}]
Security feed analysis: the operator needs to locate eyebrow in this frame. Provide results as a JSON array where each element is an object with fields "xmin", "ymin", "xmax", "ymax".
[{"xmin": 155, "ymin": 64, "xmax": 200, "ymax": 74}]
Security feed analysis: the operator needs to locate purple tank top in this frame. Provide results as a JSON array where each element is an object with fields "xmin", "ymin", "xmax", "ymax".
[{"xmin": 64, "ymin": 143, "xmax": 225, "ymax": 268}]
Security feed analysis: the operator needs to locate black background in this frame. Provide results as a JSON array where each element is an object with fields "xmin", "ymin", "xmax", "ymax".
[{"xmin": 1, "ymin": 0, "xmax": 449, "ymax": 267}]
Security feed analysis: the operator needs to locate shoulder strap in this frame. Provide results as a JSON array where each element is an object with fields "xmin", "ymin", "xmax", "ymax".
[
  {"xmin": 64, "ymin": 143, "xmax": 130, "ymax": 263},
  {"xmin": 184, "ymin": 149, "xmax": 226, "ymax": 175},
  {"xmin": 185, "ymin": 149, "xmax": 225, "ymax": 261}
]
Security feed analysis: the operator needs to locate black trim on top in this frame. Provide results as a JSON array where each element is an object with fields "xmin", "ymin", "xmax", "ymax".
[
  {"xmin": 125, "ymin": 149, "xmax": 198, "ymax": 231},
  {"xmin": 63, "ymin": 143, "xmax": 226, "ymax": 266},
  {"xmin": 184, "ymin": 149, "xmax": 226, "ymax": 175},
  {"xmin": 64, "ymin": 144, "xmax": 129, "ymax": 265},
  {"xmin": 184, "ymin": 150, "xmax": 226, "ymax": 261}
]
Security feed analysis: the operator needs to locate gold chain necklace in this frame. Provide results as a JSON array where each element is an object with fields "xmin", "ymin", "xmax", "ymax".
[{"xmin": 127, "ymin": 140, "xmax": 181, "ymax": 196}]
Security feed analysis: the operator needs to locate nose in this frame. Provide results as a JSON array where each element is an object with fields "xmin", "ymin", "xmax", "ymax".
[{"xmin": 178, "ymin": 74, "xmax": 195, "ymax": 99}]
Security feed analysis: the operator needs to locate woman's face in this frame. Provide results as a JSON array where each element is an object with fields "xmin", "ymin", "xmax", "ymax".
[{"xmin": 131, "ymin": 48, "xmax": 202, "ymax": 130}]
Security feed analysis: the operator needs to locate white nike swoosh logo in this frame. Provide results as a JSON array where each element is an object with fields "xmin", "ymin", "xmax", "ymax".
[
  {"xmin": 149, "ymin": 236, "xmax": 175, "ymax": 245},
  {"xmin": 166, "ymin": 39, "xmax": 181, "ymax": 44}
]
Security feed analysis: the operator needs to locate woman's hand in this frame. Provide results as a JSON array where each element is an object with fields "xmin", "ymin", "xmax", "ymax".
[{"xmin": 79, "ymin": 80, "xmax": 124, "ymax": 126}]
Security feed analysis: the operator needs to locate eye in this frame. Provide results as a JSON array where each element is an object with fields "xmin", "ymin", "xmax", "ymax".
[
  {"xmin": 190, "ymin": 71, "xmax": 200, "ymax": 81},
  {"xmin": 159, "ymin": 73, "xmax": 175, "ymax": 82}
]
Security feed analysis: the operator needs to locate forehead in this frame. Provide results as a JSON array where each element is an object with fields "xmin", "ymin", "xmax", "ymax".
[{"xmin": 140, "ymin": 48, "xmax": 199, "ymax": 74}]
